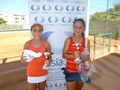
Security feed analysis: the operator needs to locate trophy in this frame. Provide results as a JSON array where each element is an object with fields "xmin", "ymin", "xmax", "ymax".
[
  {"xmin": 73, "ymin": 43, "xmax": 81, "ymax": 63},
  {"xmin": 74, "ymin": 43, "xmax": 81, "ymax": 51},
  {"xmin": 42, "ymin": 52, "xmax": 50, "ymax": 70}
]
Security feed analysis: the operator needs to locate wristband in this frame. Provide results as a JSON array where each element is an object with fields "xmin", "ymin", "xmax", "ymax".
[{"xmin": 81, "ymin": 59, "xmax": 87, "ymax": 63}]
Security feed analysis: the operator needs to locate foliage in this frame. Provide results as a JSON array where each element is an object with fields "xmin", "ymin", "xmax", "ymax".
[
  {"xmin": 114, "ymin": 3, "xmax": 120, "ymax": 12},
  {"xmin": 0, "ymin": 18, "xmax": 7, "ymax": 24},
  {"xmin": 90, "ymin": 3, "xmax": 120, "ymax": 21}
]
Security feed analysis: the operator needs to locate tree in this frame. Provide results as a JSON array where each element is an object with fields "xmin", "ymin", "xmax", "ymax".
[
  {"xmin": 0, "ymin": 18, "xmax": 7, "ymax": 24},
  {"xmin": 114, "ymin": 3, "xmax": 120, "ymax": 12},
  {"xmin": 90, "ymin": 3, "xmax": 120, "ymax": 21},
  {"xmin": 90, "ymin": 12, "xmax": 106, "ymax": 21}
]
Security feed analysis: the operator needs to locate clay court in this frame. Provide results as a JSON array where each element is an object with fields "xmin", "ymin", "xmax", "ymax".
[
  {"xmin": 0, "ymin": 31, "xmax": 119, "ymax": 63},
  {"xmin": 0, "ymin": 31, "xmax": 120, "ymax": 90},
  {"xmin": 0, "ymin": 31, "xmax": 30, "ymax": 63},
  {"xmin": 0, "ymin": 52, "xmax": 120, "ymax": 90}
]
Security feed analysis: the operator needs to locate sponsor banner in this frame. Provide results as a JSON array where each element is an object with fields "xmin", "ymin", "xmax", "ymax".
[
  {"xmin": 28, "ymin": 0, "xmax": 89, "ymax": 90},
  {"xmin": 46, "ymin": 54, "xmax": 66, "ymax": 90}
]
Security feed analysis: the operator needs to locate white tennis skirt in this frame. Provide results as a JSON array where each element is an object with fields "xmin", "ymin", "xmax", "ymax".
[{"xmin": 27, "ymin": 75, "xmax": 47, "ymax": 83}]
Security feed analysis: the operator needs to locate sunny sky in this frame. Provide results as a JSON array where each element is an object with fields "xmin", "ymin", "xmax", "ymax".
[{"xmin": 0, "ymin": 0, "xmax": 120, "ymax": 15}]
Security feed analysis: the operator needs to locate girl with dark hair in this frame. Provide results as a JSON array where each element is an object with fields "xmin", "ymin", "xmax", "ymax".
[{"xmin": 62, "ymin": 18, "xmax": 90, "ymax": 90}]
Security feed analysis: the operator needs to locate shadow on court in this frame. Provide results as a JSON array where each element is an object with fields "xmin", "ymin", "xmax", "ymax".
[
  {"xmin": 0, "ymin": 52, "xmax": 120, "ymax": 90},
  {"xmin": 83, "ymin": 52, "xmax": 120, "ymax": 90}
]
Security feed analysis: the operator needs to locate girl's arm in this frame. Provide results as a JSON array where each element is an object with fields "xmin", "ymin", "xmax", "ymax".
[
  {"xmin": 62, "ymin": 38, "xmax": 77, "ymax": 59},
  {"xmin": 20, "ymin": 41, "xmax": 28, "ymax": 64}
]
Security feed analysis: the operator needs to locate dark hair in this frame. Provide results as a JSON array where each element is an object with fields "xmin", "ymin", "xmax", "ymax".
[
  {"xmin": 73, "ymin": 18, "xmax": 85, "ymax": 37},
  {"xmin": 31, "ymin": 23, "xmax": 43, "ymax": 31}
]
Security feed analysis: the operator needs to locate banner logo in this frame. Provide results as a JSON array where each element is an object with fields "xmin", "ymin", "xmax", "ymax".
[
  {"xmin": 77, "ymin": 6, "xmax": 85, "ymax": 11},
  {"xmin": 46, "ymin": 84, "xmax": 52, "ymax": 88},
  {"xmin": 34, "ymin": 16, "xmax": 44, "ymax": 23},
  {"xmin": 62, "ymin": 16, "xmax": 71, "ymax": 23},
  {"xmin": 55, "ymin": 83, "xmax": 62, "ymax": 87},
  {"xmin": 48, "ymin": 16, "xmax": 58, "ymax": 23},
  {"xmin": 66, "ymin": 5, "xmax": 74, "ymax": 11},
  {"xmin": 55, "ymin": 5, "xmax": 63, "ymax": 11},
  {"xmin": 31, "ymin": 5, "xmax": 40, "ymax": 11},
  {"xmin": 43, "ymin": 5, "xmax": 51, "ymax": 11}
]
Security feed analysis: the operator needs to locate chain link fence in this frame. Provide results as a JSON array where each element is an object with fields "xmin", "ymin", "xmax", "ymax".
[{"xmin": 0, "ymin": 30, "xmax": 30, "ymax": 63}]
